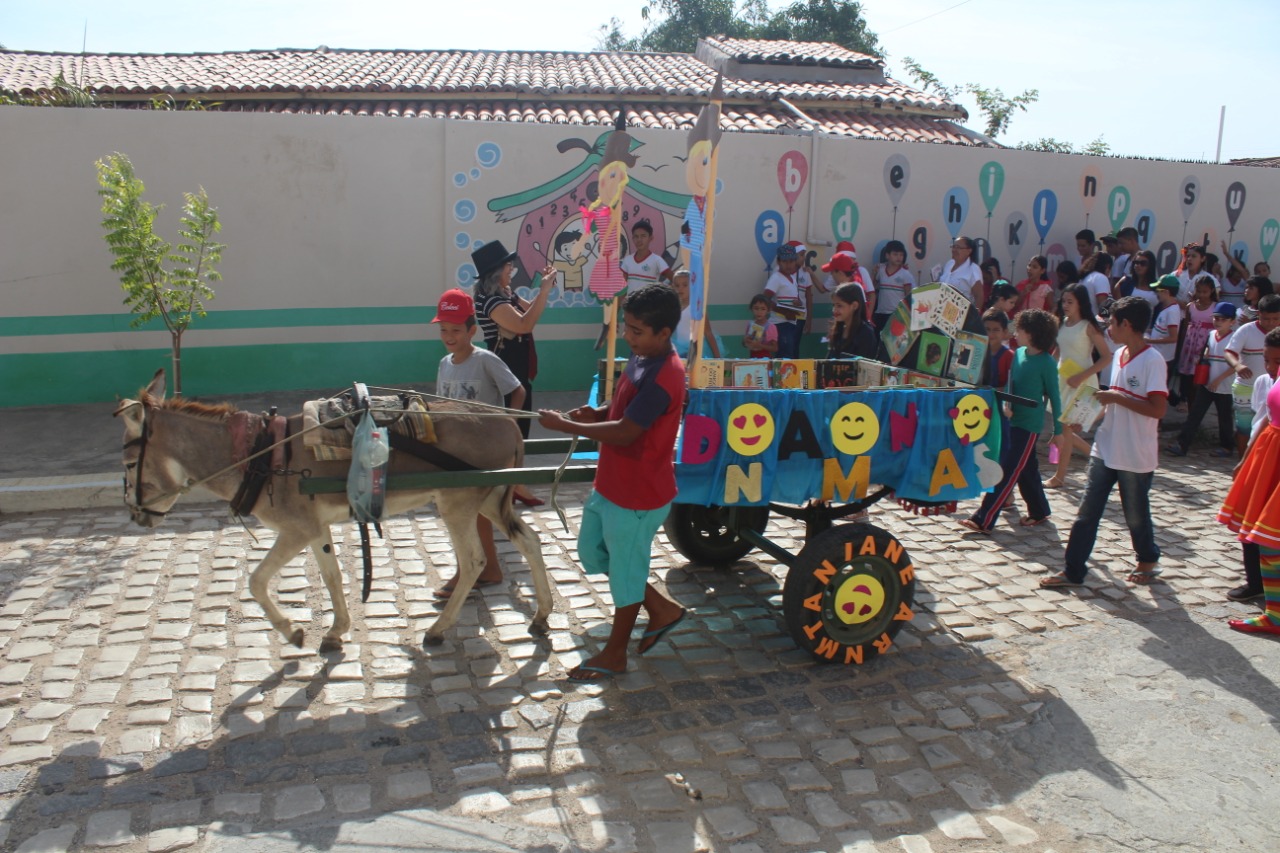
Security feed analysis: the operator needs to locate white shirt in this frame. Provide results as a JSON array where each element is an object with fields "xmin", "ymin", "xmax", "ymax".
[
  {"xmin": 1146, "ymin": 303, "xmax": 1182, "ymax": 362},
  {"xmin": 619, "ymin": 252, "xmax": 670, "ymax": 291},
  {"xmin": 1219, "ymin": 276, "xmax": 1246, "ymax": 308},
  {"xmin": 765, "ymin": 270, "xmax": 804, "ymax": 322},
  {"xmin": 1093, "ymin": 345, "xmax": 1168, "ymax": 473},
  {"xmin": 938, "ymin": 259, "xmax": 982, "ymax": 304},
  {"xmin": 1251, "ymin": 373, "xmax": 1275, "ymax": 442},
  {"xmin": 1113, "ymin": 254, "xmax": 1132, "ymax": 281},
  {"xmin": 1227, "ymin": 320, "xmax": 1267, "ymax": 382},
  {"xmin": 874, "ymin": 265, "xmax": 913, "ymax": 315},
  {"xmin": 1205, "ymin": 329, "xmax": 1234, "ymax": 391},
  {"xmin": 1081, "ymin": 271, "xmax": 1111, "ymax": 307}
]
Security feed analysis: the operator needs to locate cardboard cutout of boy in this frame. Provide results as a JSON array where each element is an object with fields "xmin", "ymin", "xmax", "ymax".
[{"xmin": 682, "ymin": 75, "xmax": 724, "ymax": 382}]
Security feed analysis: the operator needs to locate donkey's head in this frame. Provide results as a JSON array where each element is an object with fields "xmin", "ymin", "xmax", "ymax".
[{"xmin": 115, "ymin": 369, "xmax": 185, "ymax": 528}]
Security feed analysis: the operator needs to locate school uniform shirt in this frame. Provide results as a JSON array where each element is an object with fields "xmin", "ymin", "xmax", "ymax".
[
  {"xmin": 938, "ymin": 259, "xmax": 982, "ymax": 304},
  {"xmin": 1204, "ymin": 329, "xmax": 1234, "ymax": 393},
  {"xmin": 1219, "ymin": 276, "xmax": 1247, "ymax": 308},
  {"xmin": 765, "ymin": 270, "xmax": 805, "ymax": 323},
  {"xmin": 619, "ymin": 251, "xmax": 670, "ymax": 291},
  {"xmin": 437, "ymin": 348, "xmax": 522, "ymax": 407},
  {"xmin": 874, "ymin": 265, "xmax": 913, "ymax": 315},
  {"xmin": 1146, "ymin": 302, "xmax": 1182, "ymax": 362},
  {"xmin": 1093, "ymin": 345, "xmax": 1168, "ymax": 473},
  {"xmin": 595, "ymin": 347, "xmax": 686, "ymax": 511},
  {"xmin": 1251, "ymin": 373, "xmax": 1276, "ymax": 442},
  {"xmin": 1081, "ymin": 271, "xmax": 1112, "ymax": 307},
  {"xmin": 1227, "ymin": 320, "xmax": 1267, "ymax": 381}
]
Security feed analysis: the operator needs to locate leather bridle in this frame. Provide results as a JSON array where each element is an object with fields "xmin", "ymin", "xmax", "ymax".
[{"xmin": 121, "ymin": 403, "xmax": 169, "ymax": 520}]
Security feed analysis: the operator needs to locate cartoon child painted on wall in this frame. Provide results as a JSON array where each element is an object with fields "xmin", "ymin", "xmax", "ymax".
[
  {"xmin": 680, "ymin": 76, "xmax": 724, "ymax": 324},
  {"xmin": 552, "ymin": 228, "xmax": 590, "ymax": 291}
]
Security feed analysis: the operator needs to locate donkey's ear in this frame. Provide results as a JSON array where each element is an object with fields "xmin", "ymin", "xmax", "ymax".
[
  {"xmin": 114, "ymin": 399, "xmax": 143, "ymax": 425},
  {"xmin": 145, "ymin": 368, "xmax": 167, "ymax": 402}
]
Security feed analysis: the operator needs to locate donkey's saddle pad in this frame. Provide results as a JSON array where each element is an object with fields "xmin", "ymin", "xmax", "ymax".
[{"xmin": 302, "ymin": 395, "xmax": 436, "ymax": 461}]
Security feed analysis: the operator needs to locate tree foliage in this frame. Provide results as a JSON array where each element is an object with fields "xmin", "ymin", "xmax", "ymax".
[
  {"xmin": 1017, "ymin": 136, "xmax": 1112, "ymax": 156},
  {"xmin": 901, "ymin": 57, "xmax": 1038, "ymax": 140},
  {"xmin": 97, "ymin": 152, "xmax": 224, "ymax": 395},
  {"xmin": 1, "ymin": 72, "xmax": 96, "ymax": 107},
  {"xmin": 597, "ymin": 0, "xmax": 881, "ymax": 57}
]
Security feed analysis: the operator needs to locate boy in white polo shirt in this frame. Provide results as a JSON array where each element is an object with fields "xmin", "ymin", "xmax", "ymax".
[
  {"xmin": 619, "ymin": 219, "xmax": 671, "ymax": 291},
  {"xmin": 1042, "ymin": 296, "xmax": 1168, "ymax": 589}
]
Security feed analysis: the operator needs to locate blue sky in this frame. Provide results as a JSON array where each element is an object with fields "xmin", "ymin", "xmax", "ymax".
[{"xmin": 4, "ymin": 0, "xmax": 1277, "ymax": 162}]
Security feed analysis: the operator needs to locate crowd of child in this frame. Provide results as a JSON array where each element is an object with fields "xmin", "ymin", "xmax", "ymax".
[{"xmin": 430, "ymin": 221, "xmax": 1280, "ymax": 686}]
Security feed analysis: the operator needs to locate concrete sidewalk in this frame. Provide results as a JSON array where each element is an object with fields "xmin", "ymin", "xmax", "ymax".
[{"xmin": 0, "ymin": 385, "xmax": 590, "ymax": 515}]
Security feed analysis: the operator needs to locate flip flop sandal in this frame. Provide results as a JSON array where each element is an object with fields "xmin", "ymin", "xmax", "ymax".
[
  {"xmin": 1126, "ymin": 569, "xmax": 1164, "ymax": 585},
  {"xmin": 1040, "ymin": 573, "xmax": 1083, "ymax": 589},
  {"xmin": 639, "ymin": 610, "xmax": 687, "ymax": 656},
  {"xmin": 958, "ymin": 519, "xmax": 989, "ymax": 534},
  {"xmin": 1019, "ymin": 516, "xmax": 1050, "ymax": 527},
  {"xmin": 567, "ymin": 664, "xmax": 625, "ymax": 683}
]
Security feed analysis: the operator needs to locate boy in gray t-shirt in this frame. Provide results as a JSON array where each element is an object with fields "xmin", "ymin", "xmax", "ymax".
[{"xmin": 433, "ymin": 288, "xmax": 525, "ymax": 598}]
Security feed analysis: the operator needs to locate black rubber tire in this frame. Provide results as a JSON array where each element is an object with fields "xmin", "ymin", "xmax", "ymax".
[
  {"xmin": 664, "ymin": 503, "xmax": 771, "ymax": 566},
  {"xmin": 782, "ymin": 523, "xmax": 916, "ymax": 665}
]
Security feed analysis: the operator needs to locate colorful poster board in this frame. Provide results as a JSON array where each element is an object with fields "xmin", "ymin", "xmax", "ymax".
[{"xmin": 676, "ymin": 387, "xmax": 1002, "ymax": 507}]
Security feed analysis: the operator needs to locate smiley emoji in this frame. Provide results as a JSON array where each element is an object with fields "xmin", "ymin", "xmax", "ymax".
[
  {"xmin": 833, "ymin": 573, "xmax": 886, "ymax": 625},
  {"xmin": 949, "ymin": 393, "xmax": 992, "ymax": 445},
  {"xmin": 726, "ymin": 403, "xmax": 775, "ymax": 456},
  {"xmin": 830, "ymin": 401, "xmax": 881, "ymax": 456}
]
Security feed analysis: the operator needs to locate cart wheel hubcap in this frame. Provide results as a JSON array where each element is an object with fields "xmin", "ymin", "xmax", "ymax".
[{"xmin": 830, "ymin": 573, "xmax": 885, "ymax": 625}]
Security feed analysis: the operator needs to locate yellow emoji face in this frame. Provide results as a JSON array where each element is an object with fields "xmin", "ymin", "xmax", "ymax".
[
  {"xmin": 833, "ymin": 573, "xmax": 886, "ymax": 625},
  {"xmin": 830, "ymin": 401, "xmax": 880, "ymax": 456},
  {"xmin": 726, "ymin": 403, "xmax": 775, "ymax": 456},
  {"xmin": 950, "ymin": 393, "xmax": 992, "ymax": 446}
]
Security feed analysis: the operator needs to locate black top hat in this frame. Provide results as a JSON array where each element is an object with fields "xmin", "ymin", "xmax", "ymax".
[{"xmin": 471, "ymin": 240, "xmax": 519, "ymax": 282}]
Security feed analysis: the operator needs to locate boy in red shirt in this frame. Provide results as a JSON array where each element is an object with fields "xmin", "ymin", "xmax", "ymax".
[{"xmin": 538, "ymin": 285, "xmax": 688, "ymax": 682}]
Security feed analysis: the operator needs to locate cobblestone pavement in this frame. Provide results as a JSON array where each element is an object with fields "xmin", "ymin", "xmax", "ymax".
[{"xmin": 0, "ymin": 451, "xmax": 1275, "ymax": 852}]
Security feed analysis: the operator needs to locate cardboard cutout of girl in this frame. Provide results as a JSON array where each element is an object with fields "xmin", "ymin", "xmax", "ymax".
[
  {"xmin": 571, "ymin": 112, "xmax": 636, "ymax": 398},
  {"xmin": 573, "ymin": 113, "xmax": 636, "ymax": 303}
]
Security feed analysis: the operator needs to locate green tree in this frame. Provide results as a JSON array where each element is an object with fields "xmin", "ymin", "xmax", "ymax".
[
  {"xmin": 597, "ymin": 0, "xmax": 881, "ymax": 57},
  {"xmin": 1016, "ymin": 136, "xmax": 1112, "ymax": 156},
  {"xmin": 2, "ymin": 72, "xmax": 96, "ymax": 107},
  {"xmin": 96, "ymin": 153, "xmax": 224, "ymax": 396},
  {"xmin": 902, "ymin": 58, "xmax": 1038, "ymax": 140}
]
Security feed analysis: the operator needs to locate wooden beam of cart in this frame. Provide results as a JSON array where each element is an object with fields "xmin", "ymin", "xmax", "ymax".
[{"xmin": 297, "ymin": 438, "xmax": 599, "ymax": 495}]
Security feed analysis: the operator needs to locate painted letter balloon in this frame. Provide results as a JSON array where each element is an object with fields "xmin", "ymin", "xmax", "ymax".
[
  {"xmin": 1178, "ymin": 175, "xmax": 1200, "ymax": 222},
  {"xmin": 1225, "ymin": 181, "xmax": 1247, "ymax": 230},
  {"xmin": 978, "ymin": 162, "xmax": 1004, "ymax": 214},
  {"xmin": 942, "ymin": 186, "xmax": 970, "ymax": 239},
  {"xmin": 1032, "ymin": 190, "xmax": 1057, "ymax": 243},
  {"xmin": 883, "ymin": 154, "xmax": 910, "ymax": 207},
  {"xmin": 754, "ymin": 209, "xmax": 785, "ymax": 270},
  {"xmin": 777, "ymin": 150, "xmax": 808, "ymax": 212}
]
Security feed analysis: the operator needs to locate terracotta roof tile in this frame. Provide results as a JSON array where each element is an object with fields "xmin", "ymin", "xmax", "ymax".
[
  {"xmin": 702, "ymin": 36, "xmax": 880, "ymax": 68},
  {"xmin": 0, "ymin": 41, "xmax": 984, "ymax": 144},
  {"xmin": 0, "ymin": 47, "xmax": 957, "ymax": 113}
]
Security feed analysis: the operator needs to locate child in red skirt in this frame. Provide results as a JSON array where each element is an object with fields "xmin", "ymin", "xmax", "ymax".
[{"xmin": 1218, "ymin": 336, "xmax": 1280, "ymax": 635}]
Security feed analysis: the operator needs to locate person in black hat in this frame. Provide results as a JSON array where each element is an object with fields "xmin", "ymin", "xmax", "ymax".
[{"xmin": 471, "ymin": 240, "xmax": 558, "ymax": 505}]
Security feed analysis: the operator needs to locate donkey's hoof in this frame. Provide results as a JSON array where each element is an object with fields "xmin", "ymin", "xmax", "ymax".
[
  {"xmin": 288, "ymin": 628, "xmax": 304, "ymax": 648},
  {"xmin": 530, "ymin": 620, "xmax": 549, "ymax": 638},
  {"xmin": 319, "ymin": 637, "xmax": 344, "ymax": 654},
  {"xmin": 422, "ymin": 633, "xmax": 445, "ymax": 648}
]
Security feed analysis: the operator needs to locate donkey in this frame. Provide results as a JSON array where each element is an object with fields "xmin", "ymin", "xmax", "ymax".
[{"xmin": 116, "ymin": 370, "xmax": 552, "ymax": 652}]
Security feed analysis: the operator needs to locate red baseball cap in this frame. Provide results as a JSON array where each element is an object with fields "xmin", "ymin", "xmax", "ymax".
[
  {"xmin": 835, "ymin": 241, "xmax": 857, "ymax": 256},
  {"xmin": 433, "ymin": 288, "xmax": 475, "ymax": 324},
  {"xmin": 821, "ymin": 253, "xmax": 855, "ymax": 274}
]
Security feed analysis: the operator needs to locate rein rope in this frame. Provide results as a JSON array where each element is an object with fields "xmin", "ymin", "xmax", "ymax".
[{"xmin": 130, "ymin": 393, "xmax": 581, "ymax": 519}]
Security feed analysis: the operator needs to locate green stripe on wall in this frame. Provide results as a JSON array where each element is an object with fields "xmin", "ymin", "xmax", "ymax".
[
  {"xmin": 3, "ymin": 332, "xmax": 833, "ymax": 407},
  {"xmin": 1, "ymin": 302, "xmax": 812, "ymax": 338}
]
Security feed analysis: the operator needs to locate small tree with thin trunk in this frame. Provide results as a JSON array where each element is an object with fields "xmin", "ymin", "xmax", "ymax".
[{"xmin": 96, "ymin": 152, "xmax": 224, "ymax": 395}]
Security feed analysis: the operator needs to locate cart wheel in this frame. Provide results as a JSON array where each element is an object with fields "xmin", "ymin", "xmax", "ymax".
[
  {"xmin": 782, "ymin": 523, "xmax": 916, "ymax": 665},
  {"xmin": 664, "ymin": 503, "xmax": 770, "ymax": 566}
]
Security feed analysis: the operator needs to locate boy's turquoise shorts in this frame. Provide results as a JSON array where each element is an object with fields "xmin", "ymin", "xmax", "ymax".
[{"xmin": 578, "ymin": 491, "xmax": 670, "ymax": 608}]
